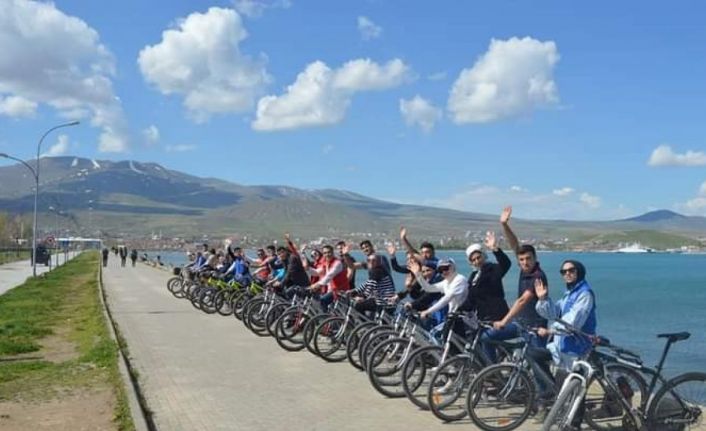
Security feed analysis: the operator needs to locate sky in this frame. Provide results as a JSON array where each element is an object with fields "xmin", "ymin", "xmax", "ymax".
[{"xmin": 1, "ymin": 0, "xmax": 706, "ymax": 220}]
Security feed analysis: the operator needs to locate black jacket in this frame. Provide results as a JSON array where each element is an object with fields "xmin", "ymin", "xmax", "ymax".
[
  {"xmin": 461, "ymin": 249, "xmax": 511, "ymax": 321},
  {"xmin": 282, "ymin": 254, "xmax": 310, "ymax": 288}
]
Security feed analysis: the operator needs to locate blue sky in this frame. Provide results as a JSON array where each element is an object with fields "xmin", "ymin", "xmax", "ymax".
[{"xmin": 2, "ymin": 0, "xmax": 706, "ymax": 220}]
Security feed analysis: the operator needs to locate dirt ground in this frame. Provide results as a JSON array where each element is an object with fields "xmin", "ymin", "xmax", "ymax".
[
  {"xmin": 0, "ymin": 324, "xmax": 116, "ymax": 429},
  {"xmin": 0, "ymin": 388, "xmax": 115, "ymax": 431}
]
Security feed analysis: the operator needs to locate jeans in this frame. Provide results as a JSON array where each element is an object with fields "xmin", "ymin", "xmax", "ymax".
[
  {"xmin": 480, "ymin": 322, "xmax": 521, "ymax": 363},
  {"xmin": 526, "ymin": 345, "xmax": 555, "ymax": 396},
  {"xmin": 480, "ymin": 322, "xmax": 547, "ymax": 362},
  {"xmin": 320, "ymin": 291, "xmax": 334, "ymax": 312},
  {"xmin": 354, "ymin": 297, "xmax": 377, "ymax": 313}
]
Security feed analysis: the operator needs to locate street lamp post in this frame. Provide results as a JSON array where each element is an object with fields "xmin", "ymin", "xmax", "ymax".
[
  {"xmin": 0, "ymin": 120, "xmax": 79, "ymax": 276},
  {"xmin": 0, "ymin": 153, "xmax": 37, "ymax": 268},
  {"xmin": 48, "ymin": 205, "xmax": 61, "ymax": 267}
]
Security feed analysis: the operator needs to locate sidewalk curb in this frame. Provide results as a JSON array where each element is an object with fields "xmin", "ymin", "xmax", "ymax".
[{"xmin": 97, "ymin": 261, "xmax": 156, "ymax": 431}]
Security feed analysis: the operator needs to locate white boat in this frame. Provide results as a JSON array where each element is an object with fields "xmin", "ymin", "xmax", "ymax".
[{"xmin": 615, "ymin": 243, "xmax": 653, "ymax": 253}]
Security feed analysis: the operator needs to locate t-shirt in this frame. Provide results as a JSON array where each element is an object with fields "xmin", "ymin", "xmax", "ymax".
[{"xmin": 516, "ymin": 263, "xmax": 548, "ymax": 327}]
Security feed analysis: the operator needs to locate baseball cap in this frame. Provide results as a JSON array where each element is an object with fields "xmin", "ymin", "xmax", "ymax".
[
  {"xmin": 437, "ymin": 257, "xmax": 455, "ymax": 269},
  {"xmin": 465, "ymin": 243, "xmax": 483, "ymax": 258}
]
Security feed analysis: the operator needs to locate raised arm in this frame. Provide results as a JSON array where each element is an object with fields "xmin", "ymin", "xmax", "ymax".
[
  {"xmin": 399, "ymin": 226, "xmax": 422, "ymax": 262},
  {"xmin": 486, "ymin": 230, "xmax": 511, "ymax": 276},
  {"xmin": 284, "ymin": 233, "xmax": 301, "ymax": 258},
  {"xmin": 500, "ymin": 206, "xmax": 520, "ymax": 255},
  {"xmin": 408, "ymin": 259, "xmax": 441, "ymax": 294},
  {"xmin": 387, "ymin": 243, "xmax": 410, "ymax": 274},
  {"xmin": 341, "ymin": 242, "xmax": 365, "ymax": 270}
]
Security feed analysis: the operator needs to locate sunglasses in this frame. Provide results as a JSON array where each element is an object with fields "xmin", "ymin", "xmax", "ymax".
[
  {"xmin": 560, "ymin": 267, "xmax": 577, "ymax": 275},
  {"xmin": 438, "ymin": 266, "xmax": 451, "ymax": 273}
]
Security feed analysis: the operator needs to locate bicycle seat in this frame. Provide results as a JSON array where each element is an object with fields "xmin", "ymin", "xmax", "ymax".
[{"xmin": 657, "ymin": 332, "xmax": 690, "ymax": 343}]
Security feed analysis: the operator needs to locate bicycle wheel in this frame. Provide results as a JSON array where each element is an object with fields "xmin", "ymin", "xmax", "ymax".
[
  {"xmin": 584, "ymin": 363, "xmax": 648, "ymax": 431},
  {"xmin": 647, "ymin": 371, "xmax": 706, "ymax": 431},
  {"xmin": 198, "ymin": 287, "xmax": 218, "ymax": 314},
  {"xmin": 302, "ymin": 313, "xmax": 330, "ymax": 355},
  {"xmin": 247, "ymin": 299, "xmax": 270, "ymax": 336},
  {"xmin": 466, "ymin": 363, "xmax": 535, "ymax": 431},
  {"xmin": 359, "ymin": 327, "xmax": 396, "ymax": 371},
  {"xmin": 402, "ymin": 345, "xmax": 443, "ymax": 410},
  {"xmin": 232, "ymin": 291, "xmax": 250, "ymax": 321},
  {"xmin": 543, "ymin": 378, "xmax": 583, "ymax": 431},
  {"xmin": 214, "ymin": 289, "xmax": 234, "ymax": 316},
  {"xmin": 266, "ymin": 302, "xmax": 289, "ymax": 337},
  {"xmin": 313, "ymin": 317, "xmax": 353, "ymax": 362},
  {"xmin": 428, "ymin": 354, "xmax": 482, "ymax": 422},
  {"xmin": 368, "ymin": 337, "xmax": 415, "ymax": 398},
  {"xmin": 275, "ymin": 307, "xmax": 310, "ymax": 351},
  {"xmin": 346, "ymin": 322, "xmax": 378, "ymax": 370},
  {"xmin": 242, "ymin": 297, "xmax": 263, "ymax": 330},
  {"xmin": 189, "ymin": 286, "xmax": 204, "ymax": 310},
  {"xmin": 167, "ymin": 277, "xmax": 183, "ymax": 297},
  {"xmin": 184, "ymin": 281, "xmax": 199, "ymax": 300}
]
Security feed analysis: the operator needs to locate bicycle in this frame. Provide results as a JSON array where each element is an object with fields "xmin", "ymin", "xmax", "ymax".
[{"xmin": 543, "ymin": 320, "xmax": 705, "ymax": 431}]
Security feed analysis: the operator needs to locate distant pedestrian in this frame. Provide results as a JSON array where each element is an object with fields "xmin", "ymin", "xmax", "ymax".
[
  {"xmin": 130, "ymin": 249, "xmax": 138, "ymax": 267},
  {"xmin": 119, "ymin": 246, "xmax": 127, "ymax": 267},
  {"xmin": 156, "ymin": 255, "xmax": 164, "ymax": 266},
  {"xmin": 102, "ymin": 247, "xmax": 109, "ymax": 267}
]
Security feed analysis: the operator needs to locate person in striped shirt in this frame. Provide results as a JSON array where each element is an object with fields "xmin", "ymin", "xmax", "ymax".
[{"xmin": 351, "ymin": 254, "xmax": 396, "ymax": 315}]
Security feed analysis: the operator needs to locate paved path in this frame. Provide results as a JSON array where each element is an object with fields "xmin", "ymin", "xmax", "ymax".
[
  {"xmin": 0, "ymin": 251, "xmax": 80, "ymax": 296},
  {"xmin": 102, "ymin": 260, "xmax": 546, "ymax": 431}
]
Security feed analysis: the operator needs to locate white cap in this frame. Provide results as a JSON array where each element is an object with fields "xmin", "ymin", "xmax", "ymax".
[{"xmin": 465, "ymin": 243, "xmax": 483, "ymax": 258}]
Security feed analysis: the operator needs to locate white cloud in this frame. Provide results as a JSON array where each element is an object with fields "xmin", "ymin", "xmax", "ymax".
[
  {"xmin": 427, "ymin": 71, "xmax": 447, "ymax": 81},
  {"xmin": 0, "ymin": 0, "xmax": 128, "ymax": 152},
  {"xmin": 674, "ymin": 181, "xmax": 706, "ymax": 215},
  {"xmin": 684, "ymin": 197, "xmax": 706, "ymax": 211},
  {"xmin": 232, "ymin": 0, "xmax": 291, "ymax": 18},
  {"xmin": 333, "ymin": 59, "xmax": 410, "ymax": 91},
  {"xmin": 357, "ymin": 16, "xmax": 382, "ymax": 40},
  {"xmin": 142, "ymin": 125, "xmax": 160, "ymax": 145},
  {"xmin": 552, "ymin": 187, "xmax": 574, "ymax": 196},
  {"xmin": 448, "ymin": 37, "xmax": 560, "ymax": 124},
  {"xmin": 408, "ymin": 184, "xmax": 616, "ymax": 220},
  {"xmin": 399, "ymin": 95, "xmax": 442, "ymax": 132},
  {"xmin": 253, "ymin": 58, "xmax": 410, "ymax": 131},
  {"xmin": 165, "ymin": 144, "xmax": 197, "ymax": 152},
  {"xmin": 579, "ymin": 192, "xmax": 601, "ymax": 208},
  {"xmin": 322, "ymin": 144, "xmax": 334, "ymax": 154},
  {"xmin": 647, "ymin": 144, "xmax": 706, "ymax": 167},
  {"xmin": 138, "ymin": 7, "xmax": 270, "ymax": 122},
  {"xmin": 0, "ymin": 95, "xmax": 37, "ymax": 117},
  {"xmin": 41, "ymin": 135, "xmax": 70, "ymax": 157}
]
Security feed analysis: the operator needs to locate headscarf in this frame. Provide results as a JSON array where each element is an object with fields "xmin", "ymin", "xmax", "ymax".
[{"xmin": 561, "ymin": 259, "xmax": 586, "ymax": 290}]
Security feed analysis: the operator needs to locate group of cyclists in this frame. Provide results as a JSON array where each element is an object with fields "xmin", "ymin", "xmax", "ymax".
[{"xmin": 181, "ymin": 205, "xmax": 597, "ymax": 430}]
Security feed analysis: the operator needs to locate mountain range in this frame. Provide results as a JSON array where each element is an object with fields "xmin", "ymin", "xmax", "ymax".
[{"xmin": 1, "ymin": 156, "xmax": 705, "ymax": 249}]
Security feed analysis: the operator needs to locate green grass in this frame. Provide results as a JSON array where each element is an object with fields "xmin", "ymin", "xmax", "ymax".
[
  {"xmin": 0, "ymin": 251, "xmax": 135, "ymax": 430},
  {"xmin": 0, "ymin": 250, "xmax": 30, "ymax": 265}
]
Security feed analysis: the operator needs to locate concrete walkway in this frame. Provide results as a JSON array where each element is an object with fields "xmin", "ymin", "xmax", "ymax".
[
  {"xmin": 102, "ymin": 260, "xmax": 543, "ymax": 431},
  {"xmin": 0, "ymin": 251, "xmax": 80, "ymax": 296}
]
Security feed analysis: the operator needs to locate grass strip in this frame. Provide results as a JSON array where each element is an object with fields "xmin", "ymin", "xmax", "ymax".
[{"xmin": 0, "ymin": 251, "xmax": 135, "ymax": 430}]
